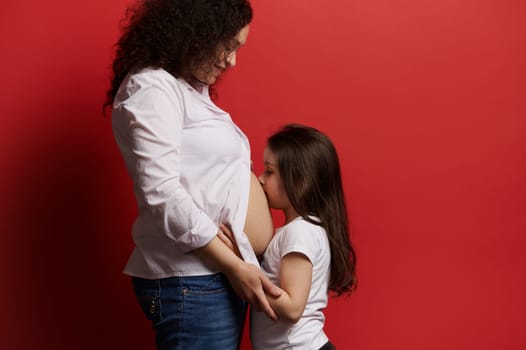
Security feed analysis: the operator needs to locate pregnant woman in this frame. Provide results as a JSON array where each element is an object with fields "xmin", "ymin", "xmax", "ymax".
[{"xmin": 104, "ymin": 1, "xmax": 278, "ymax": 349}]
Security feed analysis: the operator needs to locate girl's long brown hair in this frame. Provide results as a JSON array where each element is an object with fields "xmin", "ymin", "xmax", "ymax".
[{"xmin": 267, "ymin": 124, "xmax": 357, "ymax": 295}]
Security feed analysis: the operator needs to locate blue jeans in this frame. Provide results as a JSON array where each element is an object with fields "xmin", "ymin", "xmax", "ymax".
[
  {"xmin": 132, "ymin": 273, "xmax": 246, "ymax": 350},
  {"xmin": 320, "ymin": 341, "xmax": 336, "ymax": 350}
]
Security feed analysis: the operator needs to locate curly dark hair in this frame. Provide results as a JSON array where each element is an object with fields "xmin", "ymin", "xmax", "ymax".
[{"xmin": 103, "ymin": 0, "xmax": 253, "ymax": 112}]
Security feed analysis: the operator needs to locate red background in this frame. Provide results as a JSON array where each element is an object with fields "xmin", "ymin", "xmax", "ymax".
[{"xmin": 3, "ymin": 0, "xmax": 525, "ymax": 349}]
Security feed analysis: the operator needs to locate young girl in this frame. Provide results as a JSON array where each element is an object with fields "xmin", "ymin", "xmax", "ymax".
[{"xmin": 222, "ymin": 124, "xmax": 357, "ymax": 349}]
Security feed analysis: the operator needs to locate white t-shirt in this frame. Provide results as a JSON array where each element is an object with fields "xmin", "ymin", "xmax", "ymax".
[
  {"xmin": 112, "ymin": 67, "xmax": 258, "ymax": 278},
  {"xmin": 251, "ymin": 217, "xmax": 331, "ymax": 350}
]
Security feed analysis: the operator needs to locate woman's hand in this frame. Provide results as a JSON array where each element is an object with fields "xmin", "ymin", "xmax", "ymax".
[
  {"xmin": 217, "ymin": 224, "xmax": 281, "ymax": 319},
  {"xmin": 217, "ymin": 223, "xmax": 241, "ymax": 258},
  {"xmin": 224, "ymin": 260, "xmax": 282, "ymax": 320}
]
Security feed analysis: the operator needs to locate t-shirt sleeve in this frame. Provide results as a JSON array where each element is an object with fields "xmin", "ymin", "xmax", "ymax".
[{"xmin": 278, "ymin": 223, "xmax": 321, "ymax": 264}]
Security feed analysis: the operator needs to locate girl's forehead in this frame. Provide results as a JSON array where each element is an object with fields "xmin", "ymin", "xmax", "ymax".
[
  {"xmin": 262, "ymin": 148, "xmax": 283, "ymax": 177},
  {"xmin": 263, "ymin": 147, "xmax": 277, "ymax": 162}
]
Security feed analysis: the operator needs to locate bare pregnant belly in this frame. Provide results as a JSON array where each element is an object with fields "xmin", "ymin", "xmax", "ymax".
[{"xmin": 244, "ymin": 172, "xmax": 273, "ymax": 256}]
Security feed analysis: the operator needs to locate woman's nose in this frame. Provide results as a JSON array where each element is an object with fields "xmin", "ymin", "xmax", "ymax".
[{"xmin": 226, "ymin": 51, "xmax": 236, "ymax": 67}]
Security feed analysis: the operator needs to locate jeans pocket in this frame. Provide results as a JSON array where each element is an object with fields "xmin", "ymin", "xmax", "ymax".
[
  {"xmin": 181, "ymin": 274, "xmax": 226, "ymax": 295},
  {"xmin": 178, "ymin": 274, "xmax": 245, "ymax": 344},
  {"xmin": 132, "ymin": 278, "xmax": 162, "ymax": 323},
  {"xmin": 138, "ymin": 294, "xmax": 161, "ymax": 322}
]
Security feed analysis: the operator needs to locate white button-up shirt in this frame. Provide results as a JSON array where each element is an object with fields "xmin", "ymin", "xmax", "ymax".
[{"xmin": 112, "ymin": 68, "xmax": 258, "ymax": 278}]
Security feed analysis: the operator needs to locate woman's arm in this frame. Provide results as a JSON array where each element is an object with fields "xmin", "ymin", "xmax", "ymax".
[
  {"xmin": 112, "ymin": 77, "xmax": 218, "ymax": 251},
  {"xmin": 267, "ymin": 253, "xmax": 312, "ymax": 323}
]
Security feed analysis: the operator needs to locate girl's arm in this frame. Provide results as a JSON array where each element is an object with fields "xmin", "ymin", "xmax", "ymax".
[{"xmin": 268, "ymin": 253, "xmax": 312, "ymax": 323}]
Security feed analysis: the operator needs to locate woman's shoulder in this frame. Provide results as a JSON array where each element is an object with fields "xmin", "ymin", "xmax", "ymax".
[
  {"xmin": 128, "ymin": 67, "xmax": 186, "ymax": 90},
  {"xmin": 114, "ymin": 68, "xmax": 188, "ymax": 106}
]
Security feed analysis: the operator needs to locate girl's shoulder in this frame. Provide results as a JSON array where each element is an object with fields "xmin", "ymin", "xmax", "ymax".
[
  {"xmin": 276, "ymin": 217, "xmax": 326, "ymax": 242},
  {"xmin": 273, "ymin": 217, "xmax": 328, "ymax": 262},
  {"xmin": 279, "ymin": 216, "xmax": 323, "ymax": 230}
]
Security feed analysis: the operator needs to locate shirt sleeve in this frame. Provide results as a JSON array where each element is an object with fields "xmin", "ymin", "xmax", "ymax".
[{"xmin": 112, "ymin": 77, "xmax": 217, "ymax": 252}]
